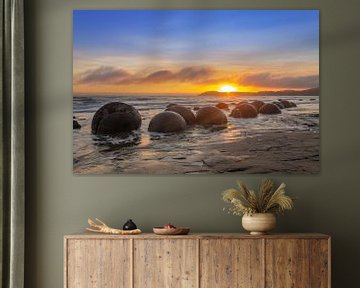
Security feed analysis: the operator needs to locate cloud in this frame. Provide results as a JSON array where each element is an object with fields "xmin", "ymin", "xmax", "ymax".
[
  {"xmin": 77, "ymin": 66, "xmax": 134, "ymax": 84},
  {"xmin": 176, "ymin": 66, "xmax": 214, "ymax": 82},
  {"xmin": 142, "ymin": 70, "xmax": 173, "ymax": 83},
  {"xmin": 75, "ymin": 65, "xmax": 216, "ymax": 85},
  {"xmin": 240, "ymin": 73, "xmax": 319, "ymax": 89},
  {"xmin": 142, "ymin": 66, "xmax": 214, "ymax": 83},
  {"xmin": 76, "ymin": 66, "xmax": 319, "ymax": 89}
]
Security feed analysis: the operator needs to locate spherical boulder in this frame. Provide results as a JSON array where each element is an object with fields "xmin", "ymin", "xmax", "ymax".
[
  {"xmin": 148, "ymin": 111, "xmax": 186, "ymax": 133},
  {"xmin": 250, "ymin": 100, "xmax": 265, "ymax": 112},
  {"xmin": 166, "ymin": 103, "xmax": 178, "ymax": 108},
  {"xmin": 278, "ymin": 99, "xmax": 296, "ymax": 108},
  {"xmin": 73, "ymin": 119, "xmax": 81, "ymax": 129},
  {"xmin": 196, "ymin": 106, "xmax": 228, "ymax": 126},
  {"xmin": 230, "ymin": 103, "xmax": 258, "ymax": 118},
  {"xmin": 216, "ymin": 102, "xmax": 229, "ymax": 110},
  {"xmin": 280, "ymin": 99, "xmax": 291, "ymax": 108},
  {"xmin": 272, "ymin": 101, "xmax": 285, "ymax": 109},
  {"xmin": 289, "ymin": 101, "xmax": 297, "ymax": 107},
  {"xmin": 259, "ymin": 103, "xmax": 282, "ymax": 115},
  {"xmin": 91, "ymin": 102, "xmax": 142, "ymax": 135},
  {"xmin": 165, "ymin": 105, "xmax": 196, "ymax": 125},
  {"xmin": 235, "ymin": 100, "xmax": 249, "ymax": 108}
]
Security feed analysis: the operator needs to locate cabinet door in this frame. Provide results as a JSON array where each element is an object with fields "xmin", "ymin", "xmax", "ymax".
[
  {"xmin": 309, "ymin": 239, "xmax": 330, "ymax": 288},
  {"xmin": 133, "ymin": 239, "xmax": 198, "ymax": 288},
  {"xmin": 265, "ymin": 239, "xmax": 311, "ymax": 288},
  {"xmin": 200, "ymin": 239, "xmax": 264, "ymax": 288},
  {"xmin": 66, "ymin": 239, "xmax": 131, "ymax": 288}
]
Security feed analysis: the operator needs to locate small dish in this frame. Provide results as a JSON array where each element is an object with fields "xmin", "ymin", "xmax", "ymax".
[{"xmin": 153, "ymin": 227, "xmax": 190, "ymax": 235}]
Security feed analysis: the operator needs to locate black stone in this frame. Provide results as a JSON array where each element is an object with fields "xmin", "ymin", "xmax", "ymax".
[
  {"xmin": 73, "ymin": 119, "xmax": 81, "ymax": 129},
  {"xmin": 123, "ymin": 219, "xmax": 137, "ymax": 230}
]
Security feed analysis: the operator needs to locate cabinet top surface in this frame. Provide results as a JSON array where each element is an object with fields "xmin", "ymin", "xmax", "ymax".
[{"xmin": 64, "ymin": 232, "xmax": 330, "ymax": 240}]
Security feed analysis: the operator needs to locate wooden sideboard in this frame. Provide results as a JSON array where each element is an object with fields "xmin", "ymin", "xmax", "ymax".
[{"xmin": 64, "ymin": 233, "xmax": 330, "ymax": 288}]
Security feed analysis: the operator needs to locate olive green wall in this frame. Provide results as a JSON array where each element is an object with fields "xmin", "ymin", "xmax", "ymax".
[{"xmin": 24, "ymin": 0, "xmax": 360, "ymax": 287}]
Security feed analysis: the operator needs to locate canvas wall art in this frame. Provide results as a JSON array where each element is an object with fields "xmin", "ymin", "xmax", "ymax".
[{"xmin": 73, "ymin": 10, "xmax": 319, "ymax": 174}]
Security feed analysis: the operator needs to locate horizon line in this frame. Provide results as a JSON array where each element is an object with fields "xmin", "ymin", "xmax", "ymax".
[{"xmin": 73, "ymin": 86, "xmax": 319, "ymax": 97}]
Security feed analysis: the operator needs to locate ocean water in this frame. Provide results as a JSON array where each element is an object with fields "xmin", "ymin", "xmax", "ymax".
[{"xmin": 73, "ymin": 95, "xmax": 319, "ymax": 174}]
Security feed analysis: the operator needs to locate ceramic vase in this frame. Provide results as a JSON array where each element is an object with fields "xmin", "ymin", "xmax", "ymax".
[{"xmin": 242, "ymin": 213, "xmax": 276, "ymax": 235}]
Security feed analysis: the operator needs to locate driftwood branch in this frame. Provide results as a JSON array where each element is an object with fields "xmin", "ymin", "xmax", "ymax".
[{"xmin": 86, "ymin": 218, "xmax": 142, "ymax": 235}]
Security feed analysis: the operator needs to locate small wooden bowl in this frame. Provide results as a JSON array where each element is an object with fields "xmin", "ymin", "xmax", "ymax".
[{"xmin": 153, "ymin": 227, "xmax": 190, "ymax": 235}]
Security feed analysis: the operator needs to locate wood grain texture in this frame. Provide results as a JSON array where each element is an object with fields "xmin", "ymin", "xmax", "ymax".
[
  {"xmin": 310, "ymin": 239, "xmax": 330, "ymax": 288},
  {"xmin": 200, "ymin": 239, "xmax": 264, "ymax": 288},
  {"xmin": 133, "ymin": 239, "xmax": 198, "ymax": 288},
  {"xmin": 64, "ymin": 234, "xmax": 330, "ymax": 288},
  {"xmin": 65, "ymin": 233, "xmax": 330, "ymax": 240},
  {"xmin": 66, "ymin": 239, "xmax": 131, "ymax": 288},
  {"xmin": 265, "ymin": 239, "xmax": 310, "ymax": 288}
]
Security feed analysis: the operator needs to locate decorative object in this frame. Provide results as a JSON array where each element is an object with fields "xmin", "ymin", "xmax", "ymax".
[
  {"xmin": 163, "ymin": 223, "xmax": 176, "ymax": 229},
  {"xmin": 153, "ymin": 227, "xmax": 190, "ymax": 235},
  {"xmin": 242, "ymin": 213, "xmax": 276, "ymax": 235},
  {"xmin": 64, "ymin": 233, "xmax": 331, "ymax": 288},
  {"xmin": 73, "ymin": 10, "xmax": 320, "ymax": 175},
  {"xmin": 123, "ymin": 219, "xmax": 138, "ymax": 230},
  {"xmin": 86, "ymin": 218, "xmax": 142, "ymax": 235},
  {"xmin": 222, "ymin": 179, "xmax": 294, "ymax": 234},
  {"xmin": 153, "ymin": 223, "xmax": 190, "ymax": 235}
]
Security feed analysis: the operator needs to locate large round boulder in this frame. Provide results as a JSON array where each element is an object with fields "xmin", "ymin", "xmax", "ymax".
[
  {"xmin": 165, "ymin": 105, "xmax": 196, "ymax": 125},
  {"xmin": 91, "ymin": 102, "xmax": 142, "ymax": 135},
  {"xmin": 230, "ymin": 103, "xmax": 258, "ymax": 118},
  {"xmin": 279, "ymin": 99, "xmax": 291, "ymax": 108},
  {"xmin": 259, "ymin": 103, "xmax": 282, "ymax": 115},
  {"xmin": 148, "ymin": 111, "xmax": 186, "ymax": 133},
  {"xmin": 272, "ymin": 101, "xmax": 285, "ymax": 109},
  {"xmin": 235, "ymin": 100, "xmax": 249, "ymax": 108},
  {"xmin": 250, "ymin": 100, "xmax": 265, "ymax": 112},
  {"xmin": 166, "ymin": 103, "xmax": 178, "ymax": 108},
  {"xmin": 216, "ymin": 102, "xmax": 229, "ymax": 110},
  {"xmin": 196, "ymin": 106, "xmax": 228, "ymax": 126},
  {"xmin": 279, "ymin": 99, "xmax": 297, "ymax": 108}
]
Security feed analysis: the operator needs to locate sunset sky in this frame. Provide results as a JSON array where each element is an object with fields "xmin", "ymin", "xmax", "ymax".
[{"xmin": 73, "ymin": 10, "xmax": 319, "ymax": 95}]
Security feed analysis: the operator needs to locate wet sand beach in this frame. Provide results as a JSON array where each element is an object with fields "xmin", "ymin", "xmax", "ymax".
[
  {"xmin": 73, "ymin": 94, "xmax": 319, "ymax": 175},
  {"xmin": 75, "ymin": 130, "xmax": 319, "ymax": 175}
]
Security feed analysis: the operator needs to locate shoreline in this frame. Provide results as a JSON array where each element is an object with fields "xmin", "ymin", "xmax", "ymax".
[{"xmin": 74, "ymin": 130, "xmax": 319, "ymax": 175}]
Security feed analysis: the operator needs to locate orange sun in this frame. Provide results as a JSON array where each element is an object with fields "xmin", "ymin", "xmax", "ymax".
[{"xmin": 218, "ymin": 84, "xmax": 238, "ymax": 93}]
